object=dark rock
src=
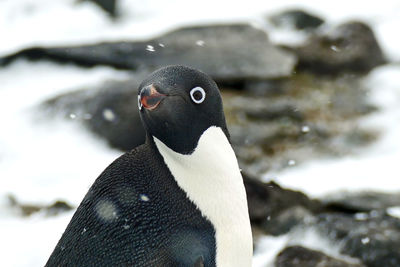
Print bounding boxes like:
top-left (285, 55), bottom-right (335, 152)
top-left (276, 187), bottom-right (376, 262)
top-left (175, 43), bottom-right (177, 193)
top-left (225, 73), bottom-right (377, 175)
top-left (275, 246), bottom-right (365, 267)
top-left (7, 194), bottom-right (41, 216)
top-left (263, 206), bottom-right (314, 236)
top-left (323, 191), bottom-right (400, 213)
top-left (1, 24), bottom-right (296, 82)
top-left (270, 9), bottom-right (325, 30)
top-left (316, 212), bottom-right (400, 267)
top-left (47, 201), bottom-right (75, 216)
top-left (79, 0), bottom-right (118, 17)
top-left (293, 21), bottom-right (386, 74)
top-left (243, 79), bottom-right (286, 96)
top-left (7, 194), bottom-right (74, 217)
top-left (243, 173), bottom-right (321, 235)
top-left (243, 103), bottom-right (304, 123)
top-left (42, 78), bottom-right (145, 151)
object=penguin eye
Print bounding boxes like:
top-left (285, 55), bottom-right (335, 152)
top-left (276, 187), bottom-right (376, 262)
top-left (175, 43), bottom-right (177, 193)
top-left (190, 87), bottom-right (206, 104)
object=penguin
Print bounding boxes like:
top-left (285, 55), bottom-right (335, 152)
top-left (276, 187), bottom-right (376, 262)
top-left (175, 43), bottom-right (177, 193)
top-left (45, 65), bottom-right (253, 267)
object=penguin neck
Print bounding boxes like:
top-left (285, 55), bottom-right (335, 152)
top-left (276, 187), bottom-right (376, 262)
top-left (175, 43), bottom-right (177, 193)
top-left (153, 126), bottom-right (253, 267)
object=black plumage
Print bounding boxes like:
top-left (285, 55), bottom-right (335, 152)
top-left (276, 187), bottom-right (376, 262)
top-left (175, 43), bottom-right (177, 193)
top-left (45, 139), bottom-right (215, 266)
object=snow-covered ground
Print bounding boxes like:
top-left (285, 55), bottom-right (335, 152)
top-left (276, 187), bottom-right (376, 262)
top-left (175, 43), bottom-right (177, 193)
top-left (0, 62), bottom-right (129, 204)
top-left (1, 0), bottom-right (400, 266)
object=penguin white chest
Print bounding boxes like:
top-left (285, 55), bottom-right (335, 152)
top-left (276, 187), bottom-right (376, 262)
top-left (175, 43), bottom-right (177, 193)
top-left (154, 126), bottom-right (253, 267)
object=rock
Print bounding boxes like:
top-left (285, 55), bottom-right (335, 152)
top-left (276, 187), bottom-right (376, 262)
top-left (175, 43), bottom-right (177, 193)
top-left (7, 194), bottom-right (41, 216)
top-left (243, 79), bottom-right (286, 96)
top-left (275, 246), bottom-right (365, 267)
top-left (79, 0), bottom-right (118, 17)
top-left (323, 191), bottom-right (400, 213)
top-left (1, 24), bottom-right (297, 82)
top-left (241, 102), bottom-right (304, 122)
top-left (263, 206), bottom-right (314, 236)
top-left (46, 201), bottom-right (75, 216)
top-left (243, 173), bottom-right (321, 235)
top-left (270, 9), bottom-right (325, 30)
top-left (7, 194), bottom-right (74, 217)
top-left (316, 212), bottom-right (400, 267)
top-left (42, 78), bottom-right (145, 151)
top-left (225, 73), bottom-right (377, 175)
top-left (293, 21), bottom-right (386, 74)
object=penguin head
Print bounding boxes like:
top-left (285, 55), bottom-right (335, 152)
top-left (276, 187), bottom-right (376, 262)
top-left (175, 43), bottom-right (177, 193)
top-left (138, 65), bottom-right (229, 155)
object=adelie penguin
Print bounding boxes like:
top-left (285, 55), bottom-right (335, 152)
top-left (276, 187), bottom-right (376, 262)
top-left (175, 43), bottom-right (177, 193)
top-left (45, 65), bottom-right (253, 267)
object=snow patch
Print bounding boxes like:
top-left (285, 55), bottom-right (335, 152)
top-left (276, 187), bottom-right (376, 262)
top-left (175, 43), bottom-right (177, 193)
top-left (0, 61), bottom-right (128, 204)
top-left (387, 207), bottom-right (400, 218)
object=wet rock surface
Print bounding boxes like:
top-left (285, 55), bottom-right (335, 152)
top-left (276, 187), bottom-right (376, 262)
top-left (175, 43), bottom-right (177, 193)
top-left (0, 24), bottom-right (296, 82)
top-left (243, 173), bottom-right (320, 235)
top-left (244, 171), bottom-right (400, 267)
top-left (225, 73), bottom-right (377, 175)
top-left (315, 212), bottom-right (400, 267)
top-left (291, 21), bottom-right (386, 74)
top-left (249, 182), bottom-right (400, 266)
top-left (275, 246), bottom-right (365, 267)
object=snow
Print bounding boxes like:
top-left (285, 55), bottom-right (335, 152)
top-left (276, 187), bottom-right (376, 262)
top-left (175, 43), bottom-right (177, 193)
top-left (1, 0), bottom-right (400, 266)
top-left (0, 61), bottom-right (129, 204)
top-left (387, 207), bottom-right (400, 219)
top-left (253, 234), bottom-right (290, 267)
top-left (0, 209), bottom-right (73, 267)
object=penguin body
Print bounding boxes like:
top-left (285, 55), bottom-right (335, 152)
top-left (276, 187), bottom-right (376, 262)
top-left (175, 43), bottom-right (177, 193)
top-left (46, 65), bottom-right (252, 266)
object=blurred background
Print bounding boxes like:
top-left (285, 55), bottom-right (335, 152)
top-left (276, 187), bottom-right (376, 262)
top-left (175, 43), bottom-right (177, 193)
top-left (1, 0), bottom-right (400, 266)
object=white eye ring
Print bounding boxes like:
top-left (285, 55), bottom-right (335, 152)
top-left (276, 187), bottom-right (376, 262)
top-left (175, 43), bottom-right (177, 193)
top-left (138, 95), bottom-right (142, 110)
top-left (190, 87), bottom-right (206, 104)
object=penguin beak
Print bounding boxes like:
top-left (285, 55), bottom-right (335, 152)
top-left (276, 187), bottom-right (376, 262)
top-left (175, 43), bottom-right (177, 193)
top-left (139, 84), bottom-right (167, 111)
